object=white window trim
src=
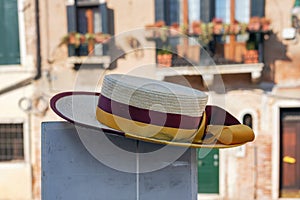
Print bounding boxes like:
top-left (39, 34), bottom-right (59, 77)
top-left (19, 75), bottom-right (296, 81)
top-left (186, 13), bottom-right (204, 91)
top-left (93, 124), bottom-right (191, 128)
top-left (66, 0), bottom-right (106, 6)
top-left (18, 0), bottom-right (26, 67)
top-left (0, 117), bottom-right (30, 168)
top-left (272, 100), bottom-right (300, 200)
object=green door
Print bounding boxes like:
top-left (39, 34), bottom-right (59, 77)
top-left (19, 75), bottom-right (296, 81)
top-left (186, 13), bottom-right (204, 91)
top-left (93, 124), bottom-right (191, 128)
top-left (0, 0), bottom-right (20, 65)
top-left (197, 149), bottom-right (219, 193)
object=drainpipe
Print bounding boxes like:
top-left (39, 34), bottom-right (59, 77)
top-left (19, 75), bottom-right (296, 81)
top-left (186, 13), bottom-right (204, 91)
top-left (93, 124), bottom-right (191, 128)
top-left (34, 0), bottom-right (41, 80)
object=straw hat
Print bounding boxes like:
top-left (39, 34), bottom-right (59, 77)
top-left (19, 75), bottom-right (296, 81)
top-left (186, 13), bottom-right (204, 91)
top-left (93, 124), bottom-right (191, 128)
top-left (50, 74), bottom-right (255, 148)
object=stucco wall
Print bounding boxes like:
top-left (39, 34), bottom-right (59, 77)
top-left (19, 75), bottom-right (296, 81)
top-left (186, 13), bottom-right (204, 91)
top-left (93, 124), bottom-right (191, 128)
top-left (0, 85), bottom-right (34, 200)
top-left (107, 0), bottom-right (156, 78)
top-left (0, 0), bottom-right (39, 199)
top-left (265, 0), bottom-right (300, 84)
top-left (0, 164), bottom-right (32, 199)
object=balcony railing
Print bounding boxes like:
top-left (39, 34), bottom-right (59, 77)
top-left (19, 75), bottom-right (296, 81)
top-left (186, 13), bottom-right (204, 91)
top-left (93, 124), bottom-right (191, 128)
top-left (145, 17), bottom-right (271, 67)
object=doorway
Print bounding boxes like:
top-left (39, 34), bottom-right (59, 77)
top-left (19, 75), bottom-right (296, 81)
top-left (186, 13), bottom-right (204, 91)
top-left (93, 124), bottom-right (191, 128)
top-left (280, 108), bottom-right (300, 198)
top-left (198, 148), bottom-right (219, 193)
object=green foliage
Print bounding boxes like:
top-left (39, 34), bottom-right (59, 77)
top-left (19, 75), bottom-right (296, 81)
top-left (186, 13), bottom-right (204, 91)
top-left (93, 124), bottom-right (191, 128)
top-left (157, 45), bottom-right (172, 55)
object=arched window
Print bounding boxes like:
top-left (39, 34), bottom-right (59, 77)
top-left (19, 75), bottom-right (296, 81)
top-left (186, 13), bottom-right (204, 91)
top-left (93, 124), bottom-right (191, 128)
top-left (243, 113), bottom-right (253, 128)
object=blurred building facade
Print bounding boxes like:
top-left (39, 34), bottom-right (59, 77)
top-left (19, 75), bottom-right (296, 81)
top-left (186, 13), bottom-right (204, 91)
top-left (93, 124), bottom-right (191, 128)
top-left (1, 0), bottom-right (300, 199)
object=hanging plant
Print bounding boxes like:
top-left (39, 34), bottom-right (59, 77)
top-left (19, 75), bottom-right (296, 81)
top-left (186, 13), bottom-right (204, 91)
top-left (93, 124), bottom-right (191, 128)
top-left (60, 32), bottom-right (111, 48)
top-left (85, 33), bottom-right (95, 45)
top-left (59, 32), bottom-right (82, 47)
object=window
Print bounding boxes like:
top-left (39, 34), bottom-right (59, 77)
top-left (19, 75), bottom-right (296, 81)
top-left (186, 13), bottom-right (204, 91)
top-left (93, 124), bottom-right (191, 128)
top-left (215, 0), bottom-right (231, 23)
top-left (155, 0), bottom-right (180, 25)
top-left (153, 0), bottom-right (266, 64)
top-left (155, 0), bottom-right (264, 32)
top-left (0, 123), bottom-right (24, 161)
top-left (215, 0), bottom-right (263, 23)
top-left (0, 0), bottom-right (20, 65)
top-left (243, 114), bottom-right (253, 128)
top-left (215, 0), bottom-right (251, 24)
top-left (66, 1), bottom-right (113, 57)
top-left (235, 0), bottom-right (250, 23)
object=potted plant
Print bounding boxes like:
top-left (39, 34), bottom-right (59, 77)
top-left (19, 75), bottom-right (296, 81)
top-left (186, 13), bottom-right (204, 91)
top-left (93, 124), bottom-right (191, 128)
top-left (248, 17), bottom-right (261, 31)
top-left (191, 21), bottom-right (202, 35)
top-left (169, 22), bottom-right (180, 36)
top-left (212, 18), bottom-right (224, 35)
top-left (261, 17), bottom-right (271, 32)
top-left (157, 46), bottom-right (173, 67)
top-left (59, 32), bottom-right (82, 48)
top-left (85, 33), bottom-right (95, 45)
top-left (200, 23), bottom-right (214, 46)
top-left (229, 20), bottom-right (240, 34)
top-left (240, 23), bottom-right (248, 35)
top-left (244, 41), bottom-right (259, 64)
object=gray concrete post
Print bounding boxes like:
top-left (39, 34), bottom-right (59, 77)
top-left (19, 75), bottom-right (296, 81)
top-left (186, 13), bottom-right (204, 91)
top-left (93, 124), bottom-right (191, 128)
top-left (42, 122), bottom-right (197, 200)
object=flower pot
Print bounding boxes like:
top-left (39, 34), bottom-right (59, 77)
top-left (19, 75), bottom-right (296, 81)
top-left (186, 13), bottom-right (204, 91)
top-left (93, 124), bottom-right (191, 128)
top-left (262, 24), bottom-right (270, 32)
top-left (68, 34), bottom-right (76, 45)
top-left (169, 23), bottom-right (180, 36)
top-left (248, 17), bottom-right (261, 31)
top-left (248, 23), bottom-right (261, 31)
top-left (191, 21), bottom-right (202, 35)
top-left (243, 50), bottom-right (259, 64)
top-left (157, 54), bottom-right (172, 67)
top-left (261, 18), bottom-right (271, 32)
top-left (213, 23), bottom-right (223, 35)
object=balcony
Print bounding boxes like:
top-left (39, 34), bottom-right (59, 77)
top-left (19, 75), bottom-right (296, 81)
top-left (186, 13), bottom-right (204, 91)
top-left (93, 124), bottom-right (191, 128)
top-left (156, 63), bottom-right (264, 86)
top-left (145, 17), bottom-right (271, 68)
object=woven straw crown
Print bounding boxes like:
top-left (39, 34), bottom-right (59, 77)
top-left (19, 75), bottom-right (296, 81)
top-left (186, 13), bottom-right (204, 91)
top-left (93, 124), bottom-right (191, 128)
top-left (101, 74), bottom-right (208, 117)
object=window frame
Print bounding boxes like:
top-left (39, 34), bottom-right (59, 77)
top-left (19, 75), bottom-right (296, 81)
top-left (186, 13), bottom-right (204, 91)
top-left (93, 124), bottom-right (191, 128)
top-left (66, 0), bottom-right (110, 57)
top-left (0, 118), bottom-right (29, 167)
top-left (239, 109), bottom-right (258, 135)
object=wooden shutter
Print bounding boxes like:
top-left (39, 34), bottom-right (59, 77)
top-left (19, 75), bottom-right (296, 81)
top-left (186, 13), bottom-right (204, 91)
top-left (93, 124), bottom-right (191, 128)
top-left (168, 0), bottom-right (179, 25)
top-left (67, 5), bottom-right (77, 32)
top-left (200, 0), bottom-right (215, 23)
top-left (155, 0), bottom-right (179, 25)
top-left (0, 0), bottom-right (20, 65)
top-left (251, 0), bottom-right (265, 17)
top-left (100, 3), bottom-right (108, 34)
top-left (66, 5), bottom-right (77, 56)
top-left (155, 0), bottom-right (165, 22)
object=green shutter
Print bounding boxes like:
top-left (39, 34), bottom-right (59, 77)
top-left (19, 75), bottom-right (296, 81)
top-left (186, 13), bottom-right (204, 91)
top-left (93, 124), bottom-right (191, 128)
top-left (295, 0), bottom-right (300, 7)
top-left (0, 0), bottom-right (20, 65)
top-left (198, 149), bottom-right (219, 193)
